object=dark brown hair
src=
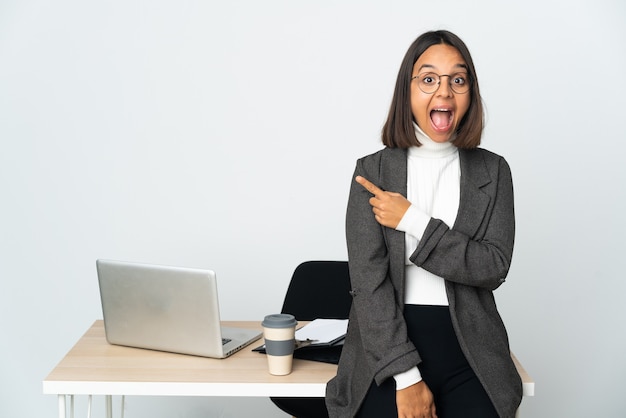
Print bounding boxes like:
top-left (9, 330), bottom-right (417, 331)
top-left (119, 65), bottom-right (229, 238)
top-left (382, 30), bottom-right (483, 149)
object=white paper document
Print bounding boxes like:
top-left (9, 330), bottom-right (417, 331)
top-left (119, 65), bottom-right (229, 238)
top-left (295, 318), bottom-right (348, 346)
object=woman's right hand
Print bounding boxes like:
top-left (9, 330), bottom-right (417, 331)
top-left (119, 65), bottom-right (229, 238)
top-left (355, 175), bottom-right (411, 229)
top-left (396, 381), bottom-right (438, 418)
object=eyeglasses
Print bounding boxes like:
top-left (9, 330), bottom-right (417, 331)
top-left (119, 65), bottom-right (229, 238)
top-left (411, 72), bottom-right (470, 94)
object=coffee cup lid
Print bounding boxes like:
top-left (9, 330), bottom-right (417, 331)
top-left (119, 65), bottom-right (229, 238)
top-left (262, 313), bottom-right (297, 328)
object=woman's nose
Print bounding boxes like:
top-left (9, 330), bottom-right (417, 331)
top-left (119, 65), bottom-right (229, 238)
top-left (435, 77), bottom-right (453, 97)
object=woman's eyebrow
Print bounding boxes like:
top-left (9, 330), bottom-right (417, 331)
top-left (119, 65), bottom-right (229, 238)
top-left (417, 64), bottom-right (436, 72)
top-left (417, 63), bottom-right (468, 73)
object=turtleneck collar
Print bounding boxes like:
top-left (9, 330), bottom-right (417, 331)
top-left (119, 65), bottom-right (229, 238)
top-left (408, 122), bottom-right (457, 159)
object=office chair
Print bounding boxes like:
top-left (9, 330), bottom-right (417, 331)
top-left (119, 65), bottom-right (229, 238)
top-left (270, 261), bottom-right (352, 418)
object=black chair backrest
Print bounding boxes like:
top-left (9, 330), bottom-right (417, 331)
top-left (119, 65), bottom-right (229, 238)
top-left (280, 261), bottom-right (352, 321)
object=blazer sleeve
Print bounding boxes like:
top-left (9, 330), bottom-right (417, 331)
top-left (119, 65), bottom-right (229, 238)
top-left (410, 152), bottom-right (515, 290)
top-left (346, 155), bottom-right (420, 384)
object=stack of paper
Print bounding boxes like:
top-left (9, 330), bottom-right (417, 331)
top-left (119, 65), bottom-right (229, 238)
top-left (295, 318), bottom-right (348, 347)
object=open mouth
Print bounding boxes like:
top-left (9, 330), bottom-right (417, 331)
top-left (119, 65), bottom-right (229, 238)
top-left (430, 108), bottom-right (454, 132)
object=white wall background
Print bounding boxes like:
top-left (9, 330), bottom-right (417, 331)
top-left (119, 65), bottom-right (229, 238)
top-left (1, 0), bottom-right (625, 417)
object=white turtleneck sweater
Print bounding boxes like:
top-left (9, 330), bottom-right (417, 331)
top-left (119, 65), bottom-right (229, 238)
top-left (393, 123), bottom-right (461, 390)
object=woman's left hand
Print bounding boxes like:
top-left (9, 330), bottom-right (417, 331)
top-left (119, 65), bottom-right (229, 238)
top-left (356, 175), bottom-right (411, 229)
top-left (396, 381), bottom-right (438, 418)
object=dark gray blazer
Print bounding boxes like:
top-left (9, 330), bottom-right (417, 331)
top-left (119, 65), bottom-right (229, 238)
top-left (325, 147), bottom-right (523, 418)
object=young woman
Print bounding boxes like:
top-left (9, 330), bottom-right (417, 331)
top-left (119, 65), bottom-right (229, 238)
top-left (325, 30), bottom-right (523, 418)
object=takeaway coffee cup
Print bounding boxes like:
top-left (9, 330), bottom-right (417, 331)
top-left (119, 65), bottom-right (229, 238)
top-left (262, 313), bottom-right (298, 375)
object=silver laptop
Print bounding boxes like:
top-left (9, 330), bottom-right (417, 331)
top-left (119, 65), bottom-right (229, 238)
top-left (96, 259), bottom-right (262, 358)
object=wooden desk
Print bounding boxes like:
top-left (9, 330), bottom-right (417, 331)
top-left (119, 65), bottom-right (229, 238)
top-left (44, 320), bottom-right (533, 418)
top-left (43, 320), bottom-right (337, 417)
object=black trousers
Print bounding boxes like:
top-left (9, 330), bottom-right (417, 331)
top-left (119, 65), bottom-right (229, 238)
top-left (356, 305), bottom-right (499, 418)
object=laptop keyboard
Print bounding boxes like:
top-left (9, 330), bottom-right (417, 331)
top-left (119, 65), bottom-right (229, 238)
top-left (222, 338), bottom-right (232, 345)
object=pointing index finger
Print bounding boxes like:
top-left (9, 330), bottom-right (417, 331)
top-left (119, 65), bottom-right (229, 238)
top-left (355, 175), bottom-right (383, 196)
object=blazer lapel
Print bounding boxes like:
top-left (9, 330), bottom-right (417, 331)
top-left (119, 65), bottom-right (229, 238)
top-left (380, 148), bottom-right (408, 295)
top-left (380, 147), bottom-right (408, 196)
top-left (455, 149), bottom-right (492, 238)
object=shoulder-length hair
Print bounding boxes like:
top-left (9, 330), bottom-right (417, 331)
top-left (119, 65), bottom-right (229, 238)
top-left (382, 30), bottom-right (483, 149)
